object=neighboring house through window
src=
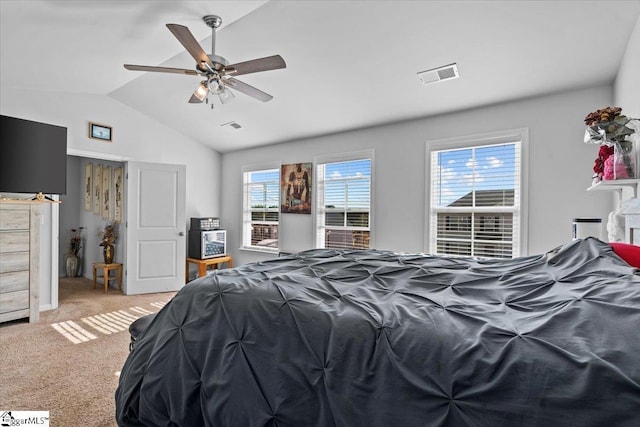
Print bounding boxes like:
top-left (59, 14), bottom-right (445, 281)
top-left (242, 167), bottom-right (280, 251)
top-left (426, 129), bottom-right (528, 258)
top-left (316, 151), bottom-right (373, 250)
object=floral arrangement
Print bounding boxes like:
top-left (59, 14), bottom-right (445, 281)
top-left (67, 227), bottom-right (84, 256)
top-left (584, 106), bottom-right (639, 182)
top-left (99, 221), bottom-right (118, 247)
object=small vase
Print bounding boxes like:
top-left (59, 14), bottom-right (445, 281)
top-left (103, 245), bottom-right (115, 264)
top-left (65, 254), bottom-right (79, 277)
top-left (76, 255), bottom-right (83, 276)
top-left (613, 140), bottom-right (637, 180)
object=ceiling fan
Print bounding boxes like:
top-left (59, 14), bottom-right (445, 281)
top-left (124, 15), bottom-right (286, 107)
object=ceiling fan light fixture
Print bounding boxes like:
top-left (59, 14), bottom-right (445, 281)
top-left (193, 82), bottom-right (208, 101)
top-left (218, 88), bottom-right (235, 104)
top-left (208, 76), bottom-right (224, 94)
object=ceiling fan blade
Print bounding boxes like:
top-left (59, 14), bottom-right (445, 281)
top-left (166, 23), bottom-right (213, 70)
top-left (225, 77), bottom-right (273, 102)
top-left (124, 64), bottom-right (198, 75)
top-left (224, 55), bottom-right (286, 77)
top-left (188, 93), bottom-right (204, 104)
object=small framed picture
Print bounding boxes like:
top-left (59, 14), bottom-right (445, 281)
top-left (89, 122), bottom-right (112, 142)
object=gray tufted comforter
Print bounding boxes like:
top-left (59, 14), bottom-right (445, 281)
top-left (115, 238), bottom-right (640, 426)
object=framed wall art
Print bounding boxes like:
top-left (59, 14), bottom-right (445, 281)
top-left (102, 166), bottom-right (111, 219)
top-left (84, 163), bottom-right (92, 211)
top-left (113, 166), bottom-right (123, 222)
top-left (89, 122), bottom-right (112, 142)
top-left (93, 164), bottom-right (102, 215)
top-left (281, 162), bottom-right (312, 214)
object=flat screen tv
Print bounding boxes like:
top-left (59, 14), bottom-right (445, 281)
top-left (0, 115), bottom-right (67, 196)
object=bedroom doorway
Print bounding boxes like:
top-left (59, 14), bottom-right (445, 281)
top-left (56, 153), bottom-right (186, 308)
top-left (59, 155), bottom-right (126, 296)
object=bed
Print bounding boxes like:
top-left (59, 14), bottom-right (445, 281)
top-left (115, 238), bottom-right (640, 426)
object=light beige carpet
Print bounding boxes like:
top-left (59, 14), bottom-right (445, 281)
top-left (0, 277), bottom-right (176, 426)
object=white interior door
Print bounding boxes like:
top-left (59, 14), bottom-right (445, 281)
top-left (125, 161), bottom-right (186, 295)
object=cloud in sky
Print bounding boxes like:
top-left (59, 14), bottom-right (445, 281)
top-left (433, 143), bottom-right (516, 206)
top-left (436, 155), bottom-right (498, 205)
top-left (486, 156), bottom-right (504, 168)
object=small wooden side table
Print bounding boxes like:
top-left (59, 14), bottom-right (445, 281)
top-left (92, 262), bottom-right (123, 293)
top-left (185, 256), bottom-right (233, 283)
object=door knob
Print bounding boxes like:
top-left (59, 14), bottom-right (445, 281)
top-left (179, 232), bottom-right (185, 236)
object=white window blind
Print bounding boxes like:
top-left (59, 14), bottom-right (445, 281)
top-left (429, 141), bottom-right (522, 258)
top-left (243, 169), bottom-right (279, 251)
top-left (316, 158), bottom-right (372, 249)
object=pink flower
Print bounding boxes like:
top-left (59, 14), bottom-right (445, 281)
top-left (603, 155), bottom-right (630, 180)
top-left (603, 156), bottom-right (614, 180)
top-left (594, 143), bottom-right (616, 177)
top-left (598, 144), bottom-right (614, 159)
top-left (593, 158), bottom-right (604, 175)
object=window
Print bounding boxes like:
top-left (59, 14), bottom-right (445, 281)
top-left (427, 129), bottom-right (527, 258)
top-left (316, 154), bottom-right (373, 249)
top-left (243, 168), bottom-right (279, 251)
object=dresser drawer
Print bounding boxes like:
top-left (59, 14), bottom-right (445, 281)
top-left (0, 209), bottom-right (30, 230)
top-left (0, 289), bottom-right (29, 314)
top-left (0, 202), bottom-right (38, 324)
top-left (0, 252), bottom-right (29, 273)
top-left (0, 270), bottom-right (29, 293)
top-left (0, 231), bottom-right (30, 253)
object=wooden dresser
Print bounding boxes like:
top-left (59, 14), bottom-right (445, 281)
top-left (0, 202), bottom-right (40, 323)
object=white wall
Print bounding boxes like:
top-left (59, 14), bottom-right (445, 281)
top-left (615, 15), bottom-right (640, 118)
top-left (1, 88), bottom-right (222, 310)
top-left (58, 156), bottom-right (83, 276)
top-left (222, 85), bottom-right (616, 266)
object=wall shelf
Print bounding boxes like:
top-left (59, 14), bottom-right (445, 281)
top-left (587, 179), bottom-right (639, 198)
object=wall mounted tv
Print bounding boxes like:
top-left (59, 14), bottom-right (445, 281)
top-left (0, 115), bottom-right (68, 196)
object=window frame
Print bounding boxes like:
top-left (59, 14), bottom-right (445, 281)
top-left (424, 128), bottom-right (529, 258)
top-left (241, 164), bottom-right (281, 253)
top-left (314, 150), bottom-right (375, 250)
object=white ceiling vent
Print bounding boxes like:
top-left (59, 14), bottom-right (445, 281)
top-left (417, 63), bottom-right (459, 85)
top-left (221, 121), bottom-right (242, 129)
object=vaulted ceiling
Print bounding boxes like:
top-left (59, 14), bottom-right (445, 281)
top-left (2, 1), bottom-right (639, 153)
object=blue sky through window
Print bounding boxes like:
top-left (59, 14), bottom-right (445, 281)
top-left (324, 159), bottom-right (371, 208)
top-left (249, 169), bottom-right (279, 209)
top-left (249, 161), bottom-right (373, 210)
top-left (435, 143), bottom-right (516, 207)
